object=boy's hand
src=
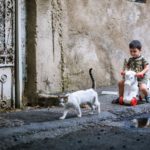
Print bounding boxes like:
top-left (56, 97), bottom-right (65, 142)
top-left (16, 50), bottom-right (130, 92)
top-left (120, 70), bottom-right (125, 76)
top-left (135, 72), bottom-right (144, 78)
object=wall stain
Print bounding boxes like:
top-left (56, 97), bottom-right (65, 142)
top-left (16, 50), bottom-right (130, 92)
top-left (25, 0), bottom-right (37, 104)
top-left (51, 0), bottom-right (65, 92)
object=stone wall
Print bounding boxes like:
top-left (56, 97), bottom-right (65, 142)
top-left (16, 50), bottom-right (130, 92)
top-left (36, 0), bottom-right (63, 93)
top-left (25, 0), bottom-right (150, 100)
top-left (64, 0), bottom-right (150, 90)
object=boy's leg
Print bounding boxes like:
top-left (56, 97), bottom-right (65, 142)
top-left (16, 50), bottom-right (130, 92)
top-left (139, 83), bottom-right (150, 102)
top-left (118, 80), bottom-right (124, 97)
top-left (112, 80), bottom-right (124, 103)
top-left (139, 83), bottom-right (148, 96)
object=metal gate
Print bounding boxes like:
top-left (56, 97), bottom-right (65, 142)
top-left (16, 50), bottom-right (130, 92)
top-left (0, 0), bottom-right (15, 108)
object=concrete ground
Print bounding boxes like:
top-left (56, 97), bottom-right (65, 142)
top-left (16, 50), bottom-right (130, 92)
top-left (1, 85), bottom-right (150, 150)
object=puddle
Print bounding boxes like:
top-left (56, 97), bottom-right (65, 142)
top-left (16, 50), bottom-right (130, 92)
top-left (131, 117), bottom-right (150, 128)
top-left (116, 114), bottom-right (150, 129)
top-left (122, 117), bottom-right (150, 129)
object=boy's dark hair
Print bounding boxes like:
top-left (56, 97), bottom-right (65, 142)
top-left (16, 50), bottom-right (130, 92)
top-left (129, 40), bottom-right (142, 50)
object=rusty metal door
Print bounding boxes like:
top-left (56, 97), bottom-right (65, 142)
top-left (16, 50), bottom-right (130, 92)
top-left (0, 0), bottom-right (15, 108)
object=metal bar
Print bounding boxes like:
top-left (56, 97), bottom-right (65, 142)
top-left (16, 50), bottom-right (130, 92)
top-left (15, 0), bottom-right (22, 108)
top-left (0, 64), bottom-right (14, 68)
top-left (1, 82), bottom-right (3, 100)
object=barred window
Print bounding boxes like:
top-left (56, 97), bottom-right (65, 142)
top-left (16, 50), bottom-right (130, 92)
top-left (128, 0), bottom-right (146, 3)
top-left (135, 0), bottom-right (146, 3)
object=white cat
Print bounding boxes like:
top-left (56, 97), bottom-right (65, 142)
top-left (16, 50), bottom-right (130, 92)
top-left (59, 68), bottom-right (100, 119)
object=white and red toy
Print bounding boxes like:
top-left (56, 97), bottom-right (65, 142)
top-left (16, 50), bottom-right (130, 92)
top-left (119, 70), bottom-right (149, 106)
top-left (101, 70), bottom-right (150, 106)
top-left (119, 70), bottom-right (139, 106)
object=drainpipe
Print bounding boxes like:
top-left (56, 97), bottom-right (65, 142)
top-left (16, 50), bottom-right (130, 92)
top-left (15, 0), bottom-right (23, 108)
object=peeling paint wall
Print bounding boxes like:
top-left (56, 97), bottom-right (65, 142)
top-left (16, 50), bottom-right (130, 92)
top-left (36, 0), bottom-right (64, 94)
top-left (64, 0), bottom-right (150, 90)
top-left (25, 0), bottom-right (150, 99)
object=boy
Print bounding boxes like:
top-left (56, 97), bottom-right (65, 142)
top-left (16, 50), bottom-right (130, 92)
top-left (112, 40), bottom-right (149, 104)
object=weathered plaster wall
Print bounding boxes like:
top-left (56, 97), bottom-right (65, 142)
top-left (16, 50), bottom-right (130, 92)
top-left (26, 0), bottom-right (150, 98)
top-left (64, 0), bottom-right (150, 90)
top-left (25, 0), bottom-right (66, 100)
top-left (36, 0), bottom-right (64, 94)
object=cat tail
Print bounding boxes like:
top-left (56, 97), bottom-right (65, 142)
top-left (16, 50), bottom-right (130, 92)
top-left (89, 68), bottom-right (96, 89)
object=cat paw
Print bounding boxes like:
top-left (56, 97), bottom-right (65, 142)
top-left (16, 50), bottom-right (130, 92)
top-left (98, 110), bottom-right (101, 114)
top-left (77, 114), bottom-right (82, 118)
top-left (59, 116), bottom-right (65, 120)
top-left (89, 112), bottom-right (94, 115)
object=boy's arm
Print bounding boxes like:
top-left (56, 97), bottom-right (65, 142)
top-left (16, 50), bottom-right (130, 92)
top-left (136, 64), bottom-right (149, 77)
top-left (141, 64), bottom-right (149, 74)
top-left (120, 58), bottom-right (130, 76)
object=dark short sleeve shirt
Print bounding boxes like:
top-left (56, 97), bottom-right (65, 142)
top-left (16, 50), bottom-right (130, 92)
top-left (127, 55), bottom-right (149, 83)
top-left (127, 55), bottom-right (149, 73)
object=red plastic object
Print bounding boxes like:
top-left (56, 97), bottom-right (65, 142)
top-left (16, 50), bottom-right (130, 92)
top-left (136, 74), bottom-right (144, 78)
top-left (119, 96), bottom-right (124, 105)
top-left (130, 97), bottom-right (137, 106)
top-left (120, 71), bottom-right (125, 76)
top-left (139, 95), bottom-right (142, 101)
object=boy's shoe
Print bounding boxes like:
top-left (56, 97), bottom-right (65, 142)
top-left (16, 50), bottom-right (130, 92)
top-left (137, 100), bottom-right (146, 104)
top-left (112, 97), bottom-right (119, 104)
top-left (145, 96), bottom-right (150, 103)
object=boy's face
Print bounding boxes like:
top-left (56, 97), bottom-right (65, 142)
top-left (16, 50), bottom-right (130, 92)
top-left (130, 48), bottom-right (141, 58)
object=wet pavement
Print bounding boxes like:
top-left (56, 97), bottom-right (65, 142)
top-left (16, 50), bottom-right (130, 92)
top-left (1, 85), bottom-right (150, 150)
